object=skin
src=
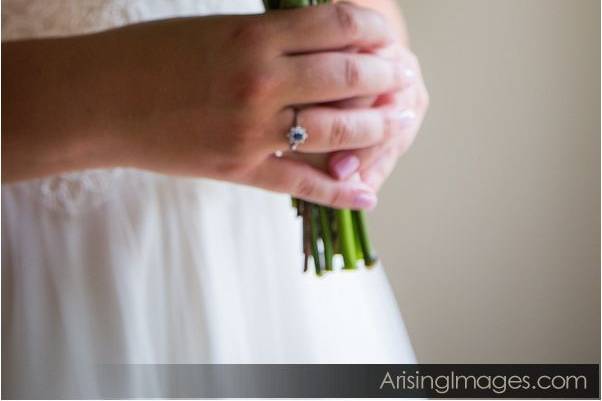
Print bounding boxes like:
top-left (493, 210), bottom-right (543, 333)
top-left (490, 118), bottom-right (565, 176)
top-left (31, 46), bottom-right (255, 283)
top-left (1, 1), bottom-right (428, 210)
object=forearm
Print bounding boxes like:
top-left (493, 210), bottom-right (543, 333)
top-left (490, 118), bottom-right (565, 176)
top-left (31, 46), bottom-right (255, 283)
top-left (1, 35), bottom-right (124, 182)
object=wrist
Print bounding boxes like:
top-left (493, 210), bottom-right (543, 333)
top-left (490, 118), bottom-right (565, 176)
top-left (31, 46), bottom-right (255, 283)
top-left (2, 35), bottom-right (128, 180)
top-left (64, 32), bottom-right (136, 171)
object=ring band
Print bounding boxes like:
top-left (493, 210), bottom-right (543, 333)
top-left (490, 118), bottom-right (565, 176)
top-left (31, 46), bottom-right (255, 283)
top-left (287, 109), bottom-right (308, 151)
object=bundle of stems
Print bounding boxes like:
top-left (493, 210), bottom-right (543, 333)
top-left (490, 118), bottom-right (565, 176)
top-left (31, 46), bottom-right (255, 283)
top-left (293, 199), bottom-right (378, 275)
top-left (264, 0), bottom-right (379, 275)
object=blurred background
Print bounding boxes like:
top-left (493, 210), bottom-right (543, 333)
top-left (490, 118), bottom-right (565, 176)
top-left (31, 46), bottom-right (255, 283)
top-left (373, 0), bottom-right (600, 363)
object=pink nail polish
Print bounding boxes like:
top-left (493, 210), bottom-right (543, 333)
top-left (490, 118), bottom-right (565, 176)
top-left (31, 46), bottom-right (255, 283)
top-left (333, 155), bottom-right (360, 180)
top-left (401, 67), bottom-right (417, 87)
top-left (398, 109), bottom-right (416, 128)
top-left (352, 191), bottom-right (377, 210)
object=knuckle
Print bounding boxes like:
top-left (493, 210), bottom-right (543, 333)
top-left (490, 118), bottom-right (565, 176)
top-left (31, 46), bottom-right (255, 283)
top-left (295, 175), bottom-right (319, 200)
top-left (231, 19), bottom-right (269, 48)
top-left (236, 69), bottom-right (277, 105)
top-left (328, 188), bottom-right (346, 208)
top-left (383, 114), bottom-right (395, 140)
top-left (407, 51), bottom-right (420, 66)
top-left (343, 57), bottom-right (362, 88)
top-left (369, 170), bottom-right (385, 190)
top-left (374, 13), bottom-right (388, 33)
top-left (400, 47), bottom-right (418, 65)
top-left (377, 152), bottom-right (394, 175)
top-left (330, 116), bottom-right (355, 148)
top-left (334, 2), bottom-right (360, 39)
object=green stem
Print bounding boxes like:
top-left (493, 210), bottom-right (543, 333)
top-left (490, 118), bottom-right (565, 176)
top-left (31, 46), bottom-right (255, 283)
top-left (275, 0), bottom-right (381, 275)
top-left (318, 206), bottom-right (334, 271)
top-left (352, 210), bottom-right (378, 267)
top-left (309, 205), bottom-right (323, 276)
top-left (336, 209), bottom-right (357, 270)
top-left (352, 214), bottom-right (364, 261)
top-left (301, 201), bottom-right (311, 272)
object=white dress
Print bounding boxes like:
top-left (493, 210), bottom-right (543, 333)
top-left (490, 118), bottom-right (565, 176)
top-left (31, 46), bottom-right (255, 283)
top-left (1, 0), bottom-right (415, 398)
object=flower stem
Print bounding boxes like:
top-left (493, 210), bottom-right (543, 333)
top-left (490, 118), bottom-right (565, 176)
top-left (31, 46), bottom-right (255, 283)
top-left (352, 214), bottom-right (364, 261)
top-left (301, 201), bottom-right (311, 272)
top-left (318, 206), bottom-right (334, 271)
top-left (352, 210), bottom-right (378, 267)
top-left (309, 204), bottom-right (323, 276)
top-left (336, 209), bottom-right (357, 269)
top-left (270, 0), bottom-right (382, 275)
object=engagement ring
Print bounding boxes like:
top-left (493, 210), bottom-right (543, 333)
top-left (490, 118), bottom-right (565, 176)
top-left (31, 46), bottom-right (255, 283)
top-left (287, 110), bottom-right (308, 151)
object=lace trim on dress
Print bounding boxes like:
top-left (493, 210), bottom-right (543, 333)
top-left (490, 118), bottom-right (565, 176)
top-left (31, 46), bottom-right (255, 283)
top-left (38, 169), bottom-right (123, 215)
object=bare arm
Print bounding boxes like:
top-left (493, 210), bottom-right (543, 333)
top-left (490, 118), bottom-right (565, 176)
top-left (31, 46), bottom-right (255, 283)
top-left (2, 35), bottom-right (124, 182)
top-left (2, 5), bottom-right (422, 210)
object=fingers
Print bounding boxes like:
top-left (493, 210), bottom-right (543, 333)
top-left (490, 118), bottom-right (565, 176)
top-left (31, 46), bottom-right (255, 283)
top-left (326, 108), bottom-right (417, 179)
top-left (360, 103), bottom-right (425, 190)
top-left (272, 106), bottom-right (400, 153)
top-left (326, 75), bottom-right (429, 182)
top-left (341, 109), bottom-right (416, 166)
top-left (356, 106), bottom-right (421, 190)
top-left (360, 145), bottom-right (399, 191)
top-left (282, 52), bottom-right (415, 104)
top-left (267, 2), bottom-right (394, 54)
top-left (249, 156), bottom-right (377, 210)
top-left (328, 95), bottom-right (378, 109)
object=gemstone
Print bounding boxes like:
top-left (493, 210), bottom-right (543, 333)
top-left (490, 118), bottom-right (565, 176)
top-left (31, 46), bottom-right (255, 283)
top-left (289, 126), bottom-right (307, 141)
top-left (288, 126), bottom-right (307, 150)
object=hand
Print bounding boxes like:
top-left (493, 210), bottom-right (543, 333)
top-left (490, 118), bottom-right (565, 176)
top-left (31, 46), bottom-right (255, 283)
top-left (96, 3), bottom-right (416, 209)
top-left (326, 44), bottom-right (429, 191)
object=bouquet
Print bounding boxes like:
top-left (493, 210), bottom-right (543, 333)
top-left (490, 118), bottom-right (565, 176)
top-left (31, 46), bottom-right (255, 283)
top-left (264, 0), bottom-right (379, 276)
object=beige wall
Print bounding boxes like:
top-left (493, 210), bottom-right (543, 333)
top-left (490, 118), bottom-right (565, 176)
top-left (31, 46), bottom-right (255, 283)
top-left (374, 0), bottom-right (600, 363)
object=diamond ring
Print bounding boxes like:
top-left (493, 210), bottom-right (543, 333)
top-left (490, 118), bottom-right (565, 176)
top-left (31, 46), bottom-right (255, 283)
top-left (287, 110), bottom-right (308, 151)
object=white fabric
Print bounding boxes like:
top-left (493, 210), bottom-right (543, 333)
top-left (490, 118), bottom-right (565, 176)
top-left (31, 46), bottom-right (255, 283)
top-left (1, 0), bottom-right (415, 398)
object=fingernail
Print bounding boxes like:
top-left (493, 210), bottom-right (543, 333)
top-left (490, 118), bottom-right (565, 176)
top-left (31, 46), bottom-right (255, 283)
top-left (398, 109), bottom-right (417, 128)
top-left (352, 190), bottom-right (378, 210)
top-left (332, 154), bottom-right (360, 180)
top-left (401, 67), bottom-right (416, 86)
